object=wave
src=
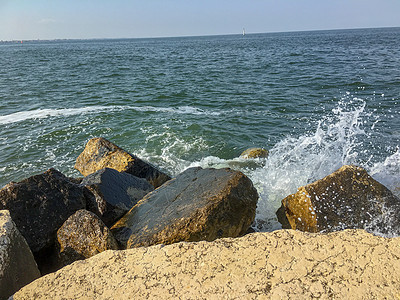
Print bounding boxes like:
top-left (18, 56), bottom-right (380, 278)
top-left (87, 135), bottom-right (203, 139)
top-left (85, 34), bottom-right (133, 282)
top-left (0, 104), bottom-right (277, 125)
top-left (135, 97), bottom-right (399, 236)
top-left (0, 106), bottom-right (114, 125)
top-left (0, 105), bottom-right (222, 125)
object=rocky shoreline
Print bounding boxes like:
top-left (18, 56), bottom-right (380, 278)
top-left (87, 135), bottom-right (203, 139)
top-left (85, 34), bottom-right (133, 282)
top-left (1, 137), bottom-right (399, 299)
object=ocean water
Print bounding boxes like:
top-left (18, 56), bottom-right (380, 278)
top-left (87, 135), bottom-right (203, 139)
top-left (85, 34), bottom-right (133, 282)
top-left (1, 27), bottom-right (399, 235)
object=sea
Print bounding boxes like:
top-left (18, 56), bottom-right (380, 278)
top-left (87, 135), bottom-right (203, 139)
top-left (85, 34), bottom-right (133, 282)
top-left (1, 27), bottom-right (399, 235)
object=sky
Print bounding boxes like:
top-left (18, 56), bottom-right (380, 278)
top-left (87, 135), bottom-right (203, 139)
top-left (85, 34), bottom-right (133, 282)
top-left (0, 0), bottom-right (399, 40)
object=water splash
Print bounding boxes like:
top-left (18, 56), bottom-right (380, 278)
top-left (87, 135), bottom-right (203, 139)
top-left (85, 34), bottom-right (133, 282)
top-left (140, 97), bottom-right (399, 235)
top-left (369, 148), bottom-right (400, 198)
top-left (250, 97), bottom-right (394, 232)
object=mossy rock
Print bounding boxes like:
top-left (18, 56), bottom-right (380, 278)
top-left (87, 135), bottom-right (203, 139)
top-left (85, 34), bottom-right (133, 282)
top-left (276, 165), bottom-right (400, 234)
top-left (75, 137), bottom-right (171, 188)
top-left (240, 148), bottom-right (269, 159)
top-left (111, 167), bottom-right (258, 249)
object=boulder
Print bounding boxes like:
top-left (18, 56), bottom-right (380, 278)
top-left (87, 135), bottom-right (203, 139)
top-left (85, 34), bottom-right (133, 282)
top-left (0, 169), bottom-right (86, 272)
top-left (111, 167), bottom-right (258, 248)
top-left (12, 229), bottom-right (400, 299)
top-left (74, 137), bottom-right (171, 188)
top-left (276, 165), bottom-right (400, 234)
top-left (56, 210), bottom-right (119, 267)
top-left (240, 147), bottom-right (269, 159)
top-left (0, 210), bottom-right (40, 299)
top-left (82, 168), bottom-right (153, 226)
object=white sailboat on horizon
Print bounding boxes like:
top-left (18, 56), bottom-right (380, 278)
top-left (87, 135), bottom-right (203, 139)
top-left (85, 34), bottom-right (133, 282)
top-left (242, 28), bottom-right (245, 36)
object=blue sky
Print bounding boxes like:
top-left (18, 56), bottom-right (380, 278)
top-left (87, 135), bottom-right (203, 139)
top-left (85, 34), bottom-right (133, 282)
top-left (1, 0), bottom-right (399, 40)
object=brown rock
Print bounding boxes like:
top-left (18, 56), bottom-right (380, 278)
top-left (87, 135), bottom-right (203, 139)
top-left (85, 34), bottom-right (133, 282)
top-left (74, 137), bottom-right (170, 188)
top-left (240, 147), bottom-right (269, 159)
top-left (276, 165), bottom-right (400, 234)
top-left (12, 229), bottom-right (400, 299)
top-left (57, 210), bottom-right (119, 267)
top-left (0, 210), bottom-right (40, 299)
top-left (81, 168), bottom-right (154, 226)
top-left (111, 167), bottom-right (258, 248)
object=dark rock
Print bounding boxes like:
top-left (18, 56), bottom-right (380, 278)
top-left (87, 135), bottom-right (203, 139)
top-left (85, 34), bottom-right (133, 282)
top-left (0, 168), bottom-right (86, 272)
top-left (111, 167), bottom-right (258, 248)
top-left (0, 210), bottom-right (40, 299)
top-left (74, 137), bottom-right (171, 188)
top-left (276, 165), bottom-right (400, 234)
top-left (57, 210), bottom-right (119, 267)
top-left (67, 177), bottom-right (83, 185)
top-left (81, 168), bottom-right (154, 226)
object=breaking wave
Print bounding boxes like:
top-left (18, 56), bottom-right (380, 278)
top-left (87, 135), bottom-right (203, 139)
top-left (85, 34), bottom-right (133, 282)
top-left (137, 97), bottom-right (400, 235)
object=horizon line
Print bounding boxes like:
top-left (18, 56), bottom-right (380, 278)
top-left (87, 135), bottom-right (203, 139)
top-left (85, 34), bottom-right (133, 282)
top-left (1, 25), bottom-right (399, 42)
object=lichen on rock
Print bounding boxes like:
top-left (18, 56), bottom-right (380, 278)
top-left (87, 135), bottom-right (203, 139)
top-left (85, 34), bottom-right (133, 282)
top-left (276, 165), bottom-right (400, 234)
top-left (111, 167), bottom-right (258, 248)
top-left (0, 168), bottom-right (86, 274)
top-left (74, 137), bottom-right (171, 188)
top-left (57, 209), bottom-right (119, 267)
top-left (240, 147), bottom-right (269, 159)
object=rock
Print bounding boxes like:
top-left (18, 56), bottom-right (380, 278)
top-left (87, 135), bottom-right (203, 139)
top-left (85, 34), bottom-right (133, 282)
top-left (0, 169), bottom-right (86, 273)
top-left (12, 229), bottom-right (400, 299)
top-left (276, 165), bottom-right (400, 234)
top-left (111, 167), bottom-right (258, 248)
top-left (240, 147), bottom-right (269, 159)
top-left (56, 210), bottom-right (119, 267)
top-left (67, 177), bottom-right (83, 185)
top-left (74, 137), bottom-right (171, 188)
top-left (81, 168), bottom-right (154, 226)
top-left (0, 210), bottom-right (40, 299)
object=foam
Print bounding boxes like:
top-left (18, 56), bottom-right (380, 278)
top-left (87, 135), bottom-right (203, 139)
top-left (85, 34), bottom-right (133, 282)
top-left (0, 105), bottom-right (222, 125)
top-left (137, 97), bottom-right (400, 235)
top-left (0, 106), bottom-right (114, 125)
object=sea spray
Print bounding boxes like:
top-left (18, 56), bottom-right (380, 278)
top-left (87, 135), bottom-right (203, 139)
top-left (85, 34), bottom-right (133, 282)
top-left (251, 98), bottom-right (399, 233)
top-left (1, 30), bottom-right (399, 237)
top-left (136, 98), bottom-right (400, 235)
top-left (369, 148), bottom-right (400, 198)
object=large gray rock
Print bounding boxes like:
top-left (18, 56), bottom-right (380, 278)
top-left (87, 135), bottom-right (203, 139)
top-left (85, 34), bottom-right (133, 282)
top-left (276, 165), bottom-right (400, 234)
top-left (82, 168), bottom-right (153, 226)
top-left (74, 137), bottom-right (171, 188)
top-left (111, 167), bottom-right (258, 248)
top-left (0, 210), bottom-right (40, 299)
top-left (56, 210), bottom-right (119, 267)
top-left (0, 169), bottom-right (86, 273)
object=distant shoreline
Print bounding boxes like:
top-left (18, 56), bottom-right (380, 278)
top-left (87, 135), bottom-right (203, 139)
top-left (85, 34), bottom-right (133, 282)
top-left (1, 26), bottom-right (399, 44)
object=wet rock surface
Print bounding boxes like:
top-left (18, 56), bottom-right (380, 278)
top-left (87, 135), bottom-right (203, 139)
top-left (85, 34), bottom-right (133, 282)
top-left (0, 169), bottom-right (86, 256)
top-left (12, 229), bottom-right (400, 299)
top-left (0, 210), bottom-right (40, 300)
top-left (81, 168), bottom-right (153, 226)
top-left (240, 147), bottom-right (269, 159)
top-left (276, 165), bottom-right (400, 234)
top-left (74, 137), bottom-right (171, 188)
top-left (57, 209), bottom-right (119, 267)
top-left (111, 167), bottom-right (258, 248)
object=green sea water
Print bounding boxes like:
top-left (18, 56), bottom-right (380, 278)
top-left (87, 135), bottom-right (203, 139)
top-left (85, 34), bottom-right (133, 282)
top-left (1, 27), bottom-right (399, 233)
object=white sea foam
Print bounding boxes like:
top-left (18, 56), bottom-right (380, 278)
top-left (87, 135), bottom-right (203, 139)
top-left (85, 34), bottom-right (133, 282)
top-left (250, 98), bottom-right (399, 233)
top-left (369, 148), bottom-right (400, 198)
top-left (0, 106), bottom-right (114, 125)
top-left (139, 97), bottom-right (400, 235)
top-left (0, 105), bottom-right (221, 125)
